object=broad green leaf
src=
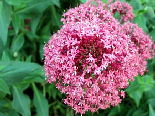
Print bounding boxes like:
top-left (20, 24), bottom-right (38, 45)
top-left (11, 33), bottom-right (25, 53)
top-left (148, 18), bottom-right (155, 27)
top-left (17, 82), bottom-right (30, 91)
top-left (141, 0), bottom-right (148, 4)
top-left (0, 112), bottom-right (7, 116)
top-left (17, 0), bottom-right (53, 19)
top-left (149, 104), bottom-right (155, 116)
top-left (148, 98), bottom-right (155, 108)
top-left (0, 91), bottom-right (6, 99)
top-left (41, 21), bottom-right (51, 36)
top-left (126, 78), bottom-right (143, 107)
top-left (144, 7), bottom-right (155, 19)
top-left (51, 0), bottom-right (60, 8)
top-left (31, 14), bottom-right (42, 34)
top-left (25, 31), bottom-right (39, 41)
top-left (126, 109), bottom-right (134, 116)
top-left (0, 2), bottom-right (2, 15)
top-left (145, 85), bottom-right (155, 99)
top-left (5, 0), bottom-right (32, 5)
top-left (0, 66), bottom-right (5, 70)
top-left (0, 78), bottom-right (10, 94)
top-left (102, 0), bottom-right (108, 4)
top-left (133, 14), bottom-right (148, 32)
top-left (51, 5), bottom-right (61, 28)
top-left (0, 38), bottom-right (4, 58)
top-left (0, 1), bottom-right (12, 45)
top-left (149, 29), bottom-right (155, 41)
top-left (12, 13), bottom-right (21, 34)
top-left (23, 67), bottom-right (46, 82)
top-left (138, 7), bottom-right (148, 14)
top-left (0, 99), bottom-right (8, 107)
top-left (8, 30), bottom-right (16, 36)
top-left (6, 109), bottom-right (20, 116)
top-left (12, 86), bottom-right (31, 116)
top-left (32, 83), bottom-right (49, 116)
top-left (138, 75), bottom-right (155, 91)
top-left (25, 55), bottom-right (32, 62)
top-left (0, 61), bottom-right (40, 85)
top-left (46, 83), bottom-right (57, 99)
top-left (1, 51), bottom-right (10, 62)
top-left (128, 90), bottom-right (143, 107)
top-left (80, 0), bottom-right (86, 3)
top-left (120, 0), bottom-right (126, 2)
top-left (132, 107), bottom-right (145, 116)
top-left (108, 105), bottom-right (121, 116)
top-left (39, 43), bottom-right (44, 60)
top-left (0, 108), bottom-right (20, 116)
top-left (129, 0), bottom-right (142, 10)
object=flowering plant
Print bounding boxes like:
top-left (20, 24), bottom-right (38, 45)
top-left (44, 0), bottom-right (155, 114)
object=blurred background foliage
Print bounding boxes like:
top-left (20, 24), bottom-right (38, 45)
top-left (0, 0), bottom-right (155, 116)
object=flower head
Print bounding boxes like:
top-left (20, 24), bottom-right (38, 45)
top-left (44, 0), bottom-right (155, 114)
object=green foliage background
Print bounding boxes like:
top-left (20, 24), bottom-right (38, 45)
top-left (0, 0), bottom-right (155, 116)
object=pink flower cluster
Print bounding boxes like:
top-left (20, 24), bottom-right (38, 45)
top-left (44, 0), bottom-right (155, 114)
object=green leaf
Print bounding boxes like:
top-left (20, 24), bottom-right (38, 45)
top-left (149, 104), bottom-right (155, 116)
top-left (132, 107), bottom-right (145, 116)
top-left (144, 7), bottom-right (155, 19)
top-left (41, 21), bottom-right (51, 36)
top-left (0, 1), bottom-right (2, 14)
top-left (6, 109), bottom-right (20, 116)
top-left (5, 0), bottom-right (32, 5)
top-left (141, 0), bottom-right (148, 4)
top-left (126, 77), bottom-right (143, 107)
top-left (0, 38), bottom-right (4, 58)
top-left (149, 18), bottom-right (155, 27)
top-left (51, 0), bottom-right (60, 8)
top-left (149, 29), bottom-right (155, 41)
top-left (32, 83), bottom-right (49, 116)
top-left (0, 112), bottom-right (7, 116)
top-left (12, 13), bottom-right (21, 34)
top-left (133, 14), bottom-right (148, 32)
top-left (80, 0), bottom-right (86, 3)
top-left (0, 91), bottom-right (6, 99)
top-left (129, 0), bottom-right (142, 10)
top-left (0, 61), bottom-right (40, 85)
top-left (25, 31), bottom-right (39, 41)
top-left (30, 14), bottom-right (42, 34)
top-left (12, 86), bottom-right (31, 116)
top-left (126, 109), bottom-right (134, 116)
top-left (138, 75), bottom-right (155, 91)
top-left (108, 105), bottom-right (121, 116)
top-left (46, 83), bottom-right (57, 99)
top-left (17, 82), bottom-right (30, 91)
top-left (25, 55), bottom-right (32, 62)
top-left (0, 99), bottom-right (8, 107)
top-left (0, 108), bottom-right (20, 116)
top-left (39, 43), bottom-right (44, 60)
top-left (0, 1), bottom-right (12, 45)
top-left (102, 0), bottom-right (108, 4)
top-left (120, 0), bottom-right (126, 2)
top-left (1, 51), bottom-right (10, 62)
top-left (129, 90), bottom-right (143, 107)
top-left (11, 33), bottom-right (25, 53)
top-left (51, 5), bottom-right (61, 28)
top-left (145, 85), bottom-right (155, 99)
top-left (148, 98), bottom-right (155, 108)
top-left (17, 0), bottom-right (53, 19)
top-left (0, 78), bottom-right (10, 94)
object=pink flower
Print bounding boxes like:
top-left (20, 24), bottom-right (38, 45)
top-left (44, 0), bottom-right (155, 114)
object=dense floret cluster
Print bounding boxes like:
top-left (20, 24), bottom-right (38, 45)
top-left (44, 0), bottom-right (155, 114)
